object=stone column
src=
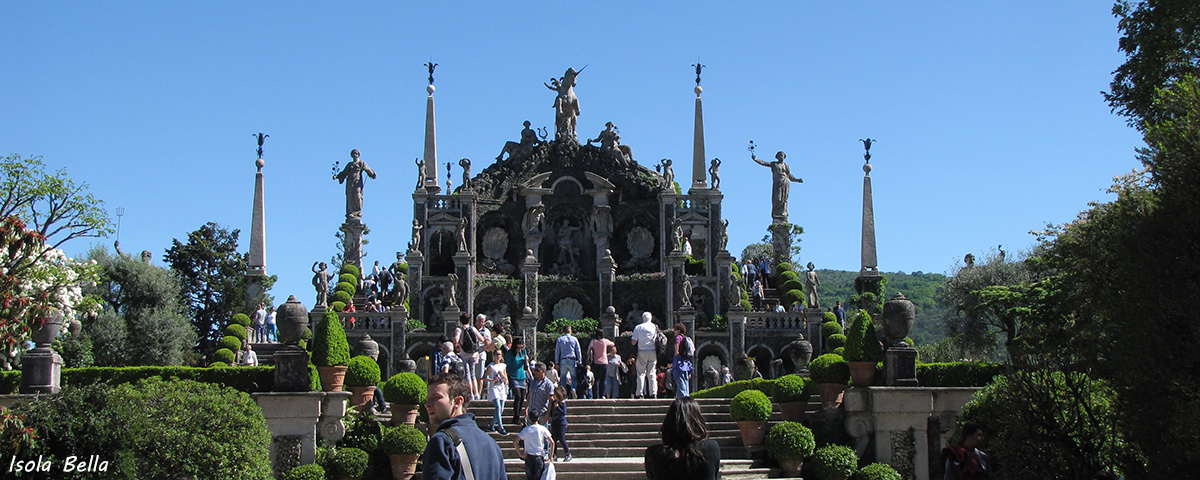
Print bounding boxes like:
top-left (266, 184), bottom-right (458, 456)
top-left (728, 309), bottom-right (746, 364)
top-left (715, 251), bottom-right (735, 314)
top-left (600, 306), bottom-right (619, 341)
top-left (804, 308), bottom-right (826, 355)
top-left (454, 253), bottom-right (474, 318)
top-left (422, 84), bottom-right (441, 193)
top-left (598, 249), bottom-right (615, 311)
top-left (691, 85), bottom-right (707, 189)
top-left (521, 250), bottom-right (540, 318)
top-left (245, 156), bottom-right (267, 312)
top-left (666, 252), bottom-right (687, 313)
top-left (341, 219), bottom-right (365, 275)
top-left (769, 222), bottom-right (791, 269)
top-left (389, 305), bottom-right (409, 379)
top-left (406, 250), bottom-right (425, 323)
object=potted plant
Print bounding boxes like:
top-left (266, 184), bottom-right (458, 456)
top-left (844, 310), bottom-right (884, 386)
top-left (856, 463), bottom-right (902, 480)
top-left (280, 463), bottom-right (325, 480)
top-left (773, 375), bottom-right (814, 422)
top-left (810, 353), bottom-right (850, 409)
top-left (765, 421), bottom-right (815, 477)
top-left (312, 311), bottom-right (351, 391)
top-left (381, 424), bottom-right (426, 480)
top-left (327, 447), bottom-right (369, 480)
top-left (381, 372), bottom-right (426, 426)
top-left (730, 389), bottom-right (772, 446)
top-left (345, 356), bottom-right (382, 410)
top-left (812, 444), bottom-right (858, 480)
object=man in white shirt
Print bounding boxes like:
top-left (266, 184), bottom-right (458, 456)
top-left (242, 344), bottom-right (258, 366)
top-left (631, 312), bottom-right (659, 398)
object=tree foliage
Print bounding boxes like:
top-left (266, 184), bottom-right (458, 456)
top-left (164, 222), bottom-right (251, 355)
top-left (0, 154), bottom-right (112, 255)
top-left (933, 249), bottom-right (1033, 361)
top-left (1106, 0), bottom-right (1200, 128)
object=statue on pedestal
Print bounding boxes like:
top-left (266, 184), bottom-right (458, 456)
top-left (591, 205), bottom-right (613, 237)
top-left (545, 67), bottom-right (582, 142)
top-left (455, 217), bottom-right (470, 254)
top-left (523, 205), bottom-right (545, 235)
top-left (458, 158), bottom-right (471, 190)
top-left (682, 275), bottom-right (693, 307)
top-left (659, 159), bottom-right (675, 190)
top-left (750, 144), bottom-right (803, 221)
top-left (334, 149), bottom-right (377, 220)
top-left (804, 262), bottom-right (821, 309)
top-left (312, 262), bottom-right (332, 307)
top-left (709, 158), bottom-right (721, 189)
top-left (497, 121), bottom-right (542, 162)
top-left (409, 219), bottom-right (422, 252)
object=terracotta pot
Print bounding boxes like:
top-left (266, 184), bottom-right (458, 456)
top-left (317, 365), bottom-right (349, 392)
top-left (778, 401), bottom-right (807, 422)
top-left (348, 386), bottom-right (375, 410)
top-left (31, 311), bottom-right (64, 348)
top-left (849, 362), bottom-right (877, 387)
top-left (736, 420), bottom-right (768, 446)
top-left (818, 383), bottom-right (847, 409)
top-left (778, 457), bottom-right (804, 477)
top-left (388, 453), bottom-right (420, 480)
top-left (390, 403), bottom-right (420, 426)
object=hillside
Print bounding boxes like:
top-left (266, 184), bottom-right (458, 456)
top-left (811, 269), bottom-right (949, 346)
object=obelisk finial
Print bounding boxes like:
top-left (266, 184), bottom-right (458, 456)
top-left (690, 62), bottom-right (708, 189)
top-left (421, 61), bottom-right (439, 192)
top-left (424, 61), bottom-right (437, 85)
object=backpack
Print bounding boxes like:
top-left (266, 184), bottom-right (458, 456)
top-left (680, 336), bottom-right (695, 361)
top-left (655, 329), bottom-right (669, 355)
top-left (461, 326), bottom-right (480, 354)
top-left (446, 354), bottom-right (467, 378)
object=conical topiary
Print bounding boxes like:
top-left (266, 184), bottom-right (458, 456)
top-left (844, 310), bottom-right (884, 363)
top-left (312, 311), bottom-right (351, 367)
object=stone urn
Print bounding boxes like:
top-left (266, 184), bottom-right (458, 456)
top-left (396, 359), bottom-right (417, 374)
top-left (733, 357), bottom-right (756, 381)
top-left (882, 292), bottom-right (916, 347)
top-left (785, 335), bottom-right (812, 376)
top-left (357, 334), bottom-right (379, 360)
top-left (276, 295), bottom-right (309, 345)
top-left (31, 310), bottom-right (64, 348)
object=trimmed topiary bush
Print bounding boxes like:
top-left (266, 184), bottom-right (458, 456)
top-left (231, 313), bottom-right (252, 327)
top-left (854, 463), bottom-right (901, 480)
top-left (312, 311), bottom-right (351, 367)
top-left (773, 374), bottom-right (811, 404)
top-left (824, 311), bottom-right (837, 323)
top-left (212, 348), bottom-right (236, 365)
top-left (822, 321), bottom-right (843, 339)
top-left (781, 289), bottom-right (805, 309)
top-left (330, 301), bottom-right (347, 313)
top-left (693, 377), bottom-right (779, 399)
top-left (332, 290), bottom-right (353, 305)
top-left (340, 264), bottom-right (360, 278)
top-left (208, 361), bottom-right (229, 367)
top-left (812, 444), bottom-right (858, 480)
top-left (335, 281), bottom-right (356, 295)
top-left (730, 389), bottom-right (772, 422)
top-left (810, 353), bottom-right (850, 385)
top-left (844, 309), bottom-right (885, 363)
top-left (281, 463), bottom-right (325, 480)
top-left (218, 335), bottom-right (242, 353)
top-left (327, 447), bottom-right (369, 479)
top-left (338, 273), bottom-right (357, 286)
top-left (834, 347), bottom-right (845, 356)
top-left (827, 334), bottom-right (847, 351)
top-left (382, 372), bottom-right (427, 405)
top-left (780, 279), bottom-right (803, 293)
top-left (766, 421), bottom-right (816, 460)
top-left (779, 270), bottom-right (799, 284)
top-left (381, 424), bottom-right (427, 455)
top-left (346, 355), bottom-right (382, 387)
top-left (224, 323), bottom-right (247, 341)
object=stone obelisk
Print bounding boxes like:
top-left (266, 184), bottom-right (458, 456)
top-left (246, 134), bottom-right (268, 312)
top-left (860, 144), bottom-right (878, 275)
top-left (422, 62), bottom-right (440, 193)
top-left (691, 83), bottom-right (707, 189)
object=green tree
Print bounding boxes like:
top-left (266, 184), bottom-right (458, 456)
top-left (164, 222), bottom-right (252, 355)
top-left (0, 154), bottom-right (113, 255)
top-left (933, 249), bottom-right (1033, 361)
top-left (1106, 0), bottom-right (1200, 128)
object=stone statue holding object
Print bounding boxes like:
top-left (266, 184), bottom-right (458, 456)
top-left (312, 261), bottom-right (332, 307)
top-left (335, 149), bottom-right (377, 220)
top-left (455, 217), bottom-right (470, 254)
top-left (750, 143), bottom-right (803, 222)
top-left (587, 122), bottom-right (633, 166)
top-left (709, 158), bottom-right (721, 189)
top-left (659, 159), bottom-right (675, 190)
top-left (803, 262), bottom-right (820, 309)
top-left (497, 121), bottom-right (542, 161)
top-left (545, 67), bottom-right (583, 142)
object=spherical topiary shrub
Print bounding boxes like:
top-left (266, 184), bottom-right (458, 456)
top-left (854, 463), bottom-right (901, 480)
top-left (779, 270), bottom-right (799, 284)
top-left (765, 421), bottom-right (815, 460)
top-left (340, 264), bottom-right (360, 278)
top-left (335, 281), bottom-right (356, 296)
top-left (382, 372), bottom-right (427, 405)
top-left (822, 321), bottom-right (842, 339)
top-left (780, 279), bottom-right (803, 294)
top-left (312, 311), bottom-right (351, 367)
top-left (730, 389), bottom-right (772, 422)
top-left (231, 313), bottom-right (252, 327)
top-left (781, 290), bottom-right (805, 309)
top-left (810, 353), bottom-right (850, 384)
top-left (224, 323), bottom-right (247, 341)
top-left (217, 335), bottom-right (242, 353)
top-left (346, 355), bottom-right (382, 387)
top-left (774, 374), bottom-right (810, 404)
top-left (382, 424), bottom-right (428, 455)
top-left (775, 262), bottom-right (793, 274)
top-left (330, 301), bottom-right (347, 313)
top-left (328, 447), bottom-right (369, 479)
top-left (812, 444), bottom-right (858, 480)
top-left (281, 463), bottom-right (325, 480)
top-left (338, 273), bottom-right (357, 286)
top-left (827, 334), bottom-right (847, 351)
top-left (834, 347), bottom-right (845, 356)
top-left (208, 361), bottom-right (229, 367)
top-left (213, 348), bottom-right (236, 365)
top-left (824, 311), bottom-right (837, 323)
top-left (332, 290), bottom-right (353, 305)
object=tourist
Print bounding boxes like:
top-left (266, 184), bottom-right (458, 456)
top-left (546, 362), bottom-right (560, 387)
top-left (371, 260), bottom-right (383, 281)
top-left (264, 306), bottom-right (277, 342)
top-left (720, 366), bottom-right (733, 385)
top-left (514, 410), bottom-right (555, 480)
top-left (527, 362), bottom-right (554, 424)
top-left (631, 312), bottom-right (659, 398)
top-left (745, 260), bottom-right (757, 289)
top-left (555, 325), bottom-right (582, 398)
top-left (437, 341), bottom-right (467, 380)
top-left (506, 337), bottom-right (531, 427)
top-left (604, 344), bottom-right (625, 399)
top-left (587, 329), bottom-right (613, 399)
top-left (644, 397), bottom-right (721, 480)
top-left (251, 303), bottom-right (266, 343)
top-left (548, 385), bottom-right (572, 462)
top-left (672, 323), bottom-right (694, 398)
top-left (833, 301), bottom-right (846, 329)
top-left (454, 314), bottom-right (485, 401)
top-left (423, 373), bottom-right (507, 480)
top-left (657, 366), bottom-right (669, 398)
top-left (773, 301), bottom-right (786, 313)
top-left (483, 350), bottom-right (509, 434)
top-left (580, 365), bottom-right (594, 399)
top-left (473, 314), bottom-right (490, 398)
top-left (241, 344), bottom-right (258, 367)
top-left (751, 280), bottom-right (764, 311)
top-left (429, 335), bottom-right (449, 379)
top-left (758, 257), bottom-right (772, 289)
top-left (790, 301), bottom-right (803, 313)
top-left (942, 423), bottom-right (991, 479)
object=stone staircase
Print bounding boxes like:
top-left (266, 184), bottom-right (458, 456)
top-left (248, 342), bottom-right (286, 366)
top-left (459, 397), bottom-right (785, 480)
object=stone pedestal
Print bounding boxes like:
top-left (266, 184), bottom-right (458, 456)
top-left (442, 305), bottom-right (461, 338)
top-left (19, 349), bottom-right (61, 394)
top-left (341, 219), bottom-right (365, 274)
top-left (252, 392), bottom-right (349, 476)
top-left (523, 323), bottom-right (538, 362)
top-left (600, 306), bottom-right (619, 341)
top-left (598, 251), bottom-right (615, 311)
top-left (768, 222), bottom-right (791, 267)
top-left (389, 305), bottom-right (409, 378)
top-left (843, 387), bottom-right (980, 480)
top-left (406, 250), bottom-right (425, 319)
top-left (804, 308), bottom-right (826, 354)
top-left (885, 346), bottom-right (919, 386)
top-left (715, 251), bottom-right (735, 313)
top-left (275, 347), bottom-right (312, 392)
top-left (728, 310), bottom-right (746, 361)
top-left (666, 252), bottom-right (687, 312)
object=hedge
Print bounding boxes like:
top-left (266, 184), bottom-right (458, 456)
top-left (693, 378), bottom-right (778, 399)
top-left (58, 366), bottom-right (275, 393)
top-left (917, 362), bottom-right (1006, 387)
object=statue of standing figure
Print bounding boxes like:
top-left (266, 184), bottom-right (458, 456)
top-left (458, 158), bottom-right (471, 190)
top-left (751, 148), bottom-right (803, 222)
top-left (804, 262), bottom-right (820, 309)
top-left (409, 219), bottom-right (422, 252)
top-left (709, 158), bottom-right (721, 189)
top-left (591, 205), bottom-right (613, 237)
top-left (335, 149), bottom-right (377, 220)
top-left (524, 204), bottom-right (545, 236)
top-left (682, 275), bottom-right (693, 307)
top-left (312, 262), bottom-right (332, 307)
top-left (455, 217), bottom-right (470, 254)
top-left (545, 67), bottom-right (582, 142)
top-left (659, 159), bottom-right (675, 190)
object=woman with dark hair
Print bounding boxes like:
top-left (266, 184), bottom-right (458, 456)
top-left (644, 397), bottom-right (720, 480)
top-left (587, 329), bottom-right (613, 398)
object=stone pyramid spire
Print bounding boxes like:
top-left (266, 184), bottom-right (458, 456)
top-left (691, 62), bottom-right (707, 189)
top-left (422, 62), bottom-right (440, 193)
top-left (860, 139), bottom-right (879, 275)
top-left (248, 133), bottom-right (267, 275)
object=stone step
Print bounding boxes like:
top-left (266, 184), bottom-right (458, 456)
top-left (498, 457), bottom-right (774, 480)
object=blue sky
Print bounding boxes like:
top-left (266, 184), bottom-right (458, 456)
top-left (1, 2), bottom-right (1142, 304)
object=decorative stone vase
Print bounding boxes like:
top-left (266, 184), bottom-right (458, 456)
top-left (785, 335), bottom-right (812, 376)
top-left (388, 453), bottom-right (420, 480)
top-left (778, 402), bottom-right (807, 422)
top-left (849, 362), bottom-right (877, 387)
top-left (396, 359), bottom-right (417, 374)
top-left (348, 386), bottom-right (375, 410)
top-left (882, 292), bottom-right (916, 347)
top-left (390, 403), bottom-right (420, 426)
top-left (318, 365), bottom-right (349, 392)
top-left (733, 357), bottom-right (756, 381)
top-left (276, 295), bottom-right (309, 345)
top-left (818, 383), bottom-right (847, 409)
top-left (778, 457), bottom-right (804, 477)
top-left (357, 334), bottom-right (379, 360)
top-left (31, 310), bottom-right (64, 348)
top-left (736, 420), bottom-right (768, 446)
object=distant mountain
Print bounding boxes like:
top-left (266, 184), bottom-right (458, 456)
top-left (811, 269), bottom-right (949, 346)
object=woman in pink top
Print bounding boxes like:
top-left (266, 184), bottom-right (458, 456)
top-left (587, 329), bottom-right (614, 398)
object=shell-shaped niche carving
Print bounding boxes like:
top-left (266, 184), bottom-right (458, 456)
top-left (552, 297), bottom-right (585, 321)
top-left (482, 227), bottom-right (508, 261)
top-left (627, 227), bottom-right (654, 260)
